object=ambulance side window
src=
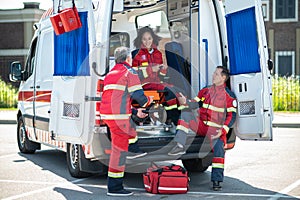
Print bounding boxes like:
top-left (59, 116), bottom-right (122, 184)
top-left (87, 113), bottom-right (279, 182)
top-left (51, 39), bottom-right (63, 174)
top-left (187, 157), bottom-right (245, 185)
top-left (24, 38), bottom-right (38, 80)
top-left (109, 32), bottom-right (130, 57)
top-left (136, 11), bottom-right (170, 38)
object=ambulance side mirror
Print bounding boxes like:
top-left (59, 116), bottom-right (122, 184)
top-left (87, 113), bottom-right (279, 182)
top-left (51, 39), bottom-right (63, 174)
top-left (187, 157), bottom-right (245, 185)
top-left (10, 61), bottom-right (22, 82)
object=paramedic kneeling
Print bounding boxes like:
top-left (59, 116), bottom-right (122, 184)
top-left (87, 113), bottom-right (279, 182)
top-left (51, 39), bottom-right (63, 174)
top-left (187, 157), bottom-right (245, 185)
top-left (100, 47), bottom-right (153, 196)
top-left (168, 66), bottom-right (237, 191)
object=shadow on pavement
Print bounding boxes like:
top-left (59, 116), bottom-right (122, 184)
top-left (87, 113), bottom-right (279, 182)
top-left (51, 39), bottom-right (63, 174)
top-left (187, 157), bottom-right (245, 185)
top-left (19, 149), bottom-right (298, 199)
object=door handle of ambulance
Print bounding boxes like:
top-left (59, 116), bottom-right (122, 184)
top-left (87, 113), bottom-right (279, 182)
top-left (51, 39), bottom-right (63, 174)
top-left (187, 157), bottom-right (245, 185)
top-left (30, 85), bottom-right (40, 89)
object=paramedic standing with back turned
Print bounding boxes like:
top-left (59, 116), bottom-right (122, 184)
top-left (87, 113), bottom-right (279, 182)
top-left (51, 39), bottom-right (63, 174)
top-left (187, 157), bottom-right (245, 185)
top-left (100, 47), bottom-right (153, 196)
top-left (168, 66), bottom-right (237, 191)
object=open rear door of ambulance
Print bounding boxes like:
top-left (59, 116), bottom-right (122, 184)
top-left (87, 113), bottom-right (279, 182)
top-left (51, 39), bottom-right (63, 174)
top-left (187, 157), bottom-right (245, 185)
top-left (49, 0), bottom-right (112, 144)
top-left (225, 0), bottom-right (273, 140)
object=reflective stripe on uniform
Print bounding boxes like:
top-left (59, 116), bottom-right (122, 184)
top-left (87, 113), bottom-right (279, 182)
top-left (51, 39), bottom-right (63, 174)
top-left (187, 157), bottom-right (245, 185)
top-left (141, 68), bottom-right (148, 78)
top-left (176, 125), bottom-right (189, 133)
top-left (223, 125), bottom-right (229, 133)
top-left (104, 84), bottom-right (126, 91)
top-left (203, 120), bottom-right (230, 133)
top-left (108, 171), bottom-right (124, 178)
top-left (178, 105), bottom-right (189, 110)
top-left (194, 96), bottom-right (201, 102)
top-left (100, 114), bottom-right (131, 120)
top-left (212, 163), bottom-right (224, 169)
top-left (202, 103), bottom-right (225, 113)
top-left (128, 84), bottom-right (143, 93)
top-left (132, 67), bottom-right (138, 71)
top-left (203, 120), bottom-right (223, 128)
top-left (128, 136), bottom-right (138, 144)
top-left (212, 157), bottom-right (224, 168)
top-left (227, 107), bottom-right (237, 112)
top-left (164, 104), bottom-right (177, 110)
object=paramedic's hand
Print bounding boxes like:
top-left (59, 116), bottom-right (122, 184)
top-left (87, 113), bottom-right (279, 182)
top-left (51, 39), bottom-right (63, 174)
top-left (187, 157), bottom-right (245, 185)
top-left (211, 129), bottom-right (222, 140)
top-left (178, 92), bottom-right (187, 105)
top-left (137, 108), bottom-right (148, 118)
top-left (152, 65), bottom-right (161, 72)
top-left (161, 64), bottom-right (167, 71)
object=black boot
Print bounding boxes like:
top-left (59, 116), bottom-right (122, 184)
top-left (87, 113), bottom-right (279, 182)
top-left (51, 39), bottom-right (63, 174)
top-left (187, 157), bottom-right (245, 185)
top-left (107, 177), bottom-right (133, 196)
top-left (212, 181), bottom-right (222, 191)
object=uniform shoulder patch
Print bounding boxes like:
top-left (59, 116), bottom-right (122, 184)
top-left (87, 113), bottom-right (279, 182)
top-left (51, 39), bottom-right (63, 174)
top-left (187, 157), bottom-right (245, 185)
top-left (232, 99), bottom-right (237, 107)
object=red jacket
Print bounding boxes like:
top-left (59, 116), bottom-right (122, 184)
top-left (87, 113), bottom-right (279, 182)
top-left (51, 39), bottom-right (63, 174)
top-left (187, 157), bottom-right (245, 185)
top-left (132, 48), bottom-right (166, 84)
top-left (188, 84), bottom-right (237, 144)
top-left (100, 62), bottom-right (151, 120)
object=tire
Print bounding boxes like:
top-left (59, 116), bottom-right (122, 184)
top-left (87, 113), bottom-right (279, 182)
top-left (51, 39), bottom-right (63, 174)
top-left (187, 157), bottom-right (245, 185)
top-left (17, 116), bottom-right (40, 154)
top-left (182, 158), bottom-right (210, 172)
top-left (66, 143), bottom-right (91, 178)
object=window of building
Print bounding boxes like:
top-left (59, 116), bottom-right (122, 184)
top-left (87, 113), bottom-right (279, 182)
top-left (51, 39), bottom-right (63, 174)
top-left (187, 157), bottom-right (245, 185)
top-left (273, 0), bottom-right (298, 22)
top-left (275, 51), bottom-right (295, 76)
top-left (262, 1), bottom-right (269, 21)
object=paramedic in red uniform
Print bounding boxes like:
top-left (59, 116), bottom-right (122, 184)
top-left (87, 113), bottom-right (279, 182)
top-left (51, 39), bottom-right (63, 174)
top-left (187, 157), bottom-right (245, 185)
top-left (100, 46), bottom-right (153, 196)
top-left (132, 26), bottom-right (181, 124)
top-left (168, 66), bottom-right (237, 191)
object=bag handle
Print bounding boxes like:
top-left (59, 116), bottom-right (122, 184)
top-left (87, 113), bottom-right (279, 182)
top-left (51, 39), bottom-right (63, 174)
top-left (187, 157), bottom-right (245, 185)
top-left (151, 163), bottom-right (187, 174)
top-left (58, 0), bottom-right (62, 12)
top-left (58, 0), bottom-right (76, 12)
top-left (167, 164), bottom-right (187, 174)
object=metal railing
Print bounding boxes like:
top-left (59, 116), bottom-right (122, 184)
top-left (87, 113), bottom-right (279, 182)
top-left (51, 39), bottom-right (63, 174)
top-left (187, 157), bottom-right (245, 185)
top-left (272, 75), bottom-right (300, 111)
top-left (0, 76), bottom-right (299, 111)
top-left (0, 79), bottom-right (18, 108)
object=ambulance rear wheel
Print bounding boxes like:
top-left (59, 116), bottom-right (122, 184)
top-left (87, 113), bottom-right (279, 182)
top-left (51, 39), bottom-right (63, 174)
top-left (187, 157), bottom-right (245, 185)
top-left (66, 143), bottom-right (90, 178)
top-left (17, 116), bottom-right (40, 154)
top-left (182, 158), bottom-right (210, 172)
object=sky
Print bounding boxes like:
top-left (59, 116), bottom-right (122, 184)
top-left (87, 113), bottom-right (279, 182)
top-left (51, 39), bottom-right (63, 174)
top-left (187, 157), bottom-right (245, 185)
top-left (0, 0), bottom-right (53, 10)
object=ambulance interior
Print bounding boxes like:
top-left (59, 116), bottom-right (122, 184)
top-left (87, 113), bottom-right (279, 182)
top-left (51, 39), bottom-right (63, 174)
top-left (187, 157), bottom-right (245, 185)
top-left (110, 3), bottom-right (193, 87)
top-left (105, 0), bottom-right (227, 132)
top-left (94, 0), bottom-right (237, 164)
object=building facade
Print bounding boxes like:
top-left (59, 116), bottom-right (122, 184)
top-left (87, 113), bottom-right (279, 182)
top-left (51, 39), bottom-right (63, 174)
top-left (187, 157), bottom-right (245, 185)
top-left (0, 2), bottom-right (44, 87)
top-left (262, 0), bottom-right (300, 77)
top-left (0, 0), bottom-right (299, 89)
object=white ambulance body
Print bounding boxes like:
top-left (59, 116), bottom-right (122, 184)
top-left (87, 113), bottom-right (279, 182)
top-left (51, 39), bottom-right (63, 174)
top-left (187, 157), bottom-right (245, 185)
top-left (10, 0), bottom-right (273, 177)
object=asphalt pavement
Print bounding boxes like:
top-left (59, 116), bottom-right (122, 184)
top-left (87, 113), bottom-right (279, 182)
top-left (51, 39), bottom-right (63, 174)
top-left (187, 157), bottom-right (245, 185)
top-left (0, 110), bottom-right (300, 128)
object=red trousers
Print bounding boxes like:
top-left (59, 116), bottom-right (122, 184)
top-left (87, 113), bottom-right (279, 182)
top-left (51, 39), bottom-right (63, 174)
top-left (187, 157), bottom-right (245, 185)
top-left (104, 119), bottom-right (136, 176)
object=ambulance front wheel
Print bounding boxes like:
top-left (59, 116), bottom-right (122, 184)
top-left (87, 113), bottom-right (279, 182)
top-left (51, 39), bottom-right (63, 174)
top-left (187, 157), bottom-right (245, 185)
top-left (17, 116), bottom-right (40, 154)
top-left (66, 143), bottom-right (91, 178)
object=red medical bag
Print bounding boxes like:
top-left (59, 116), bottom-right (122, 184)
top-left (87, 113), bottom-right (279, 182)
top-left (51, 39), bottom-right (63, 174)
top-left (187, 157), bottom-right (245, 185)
top-left (60, 7), bottom-right (81, 32)
top-left (50, 13), bottom-right (65, 35)
top-left (143, 164), bottom-right (189, 194)
top-left (50, 0), bottom-right (81, 35)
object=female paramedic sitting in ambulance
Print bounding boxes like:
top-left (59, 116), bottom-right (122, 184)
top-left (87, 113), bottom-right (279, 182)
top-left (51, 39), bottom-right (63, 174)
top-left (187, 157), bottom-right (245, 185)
top-left (132, 26), bottom-right (181, 124)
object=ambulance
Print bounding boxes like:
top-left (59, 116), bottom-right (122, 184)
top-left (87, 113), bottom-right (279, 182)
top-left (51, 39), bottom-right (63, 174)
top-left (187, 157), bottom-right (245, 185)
top-left (10, 0), bottom-right (273, 177)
